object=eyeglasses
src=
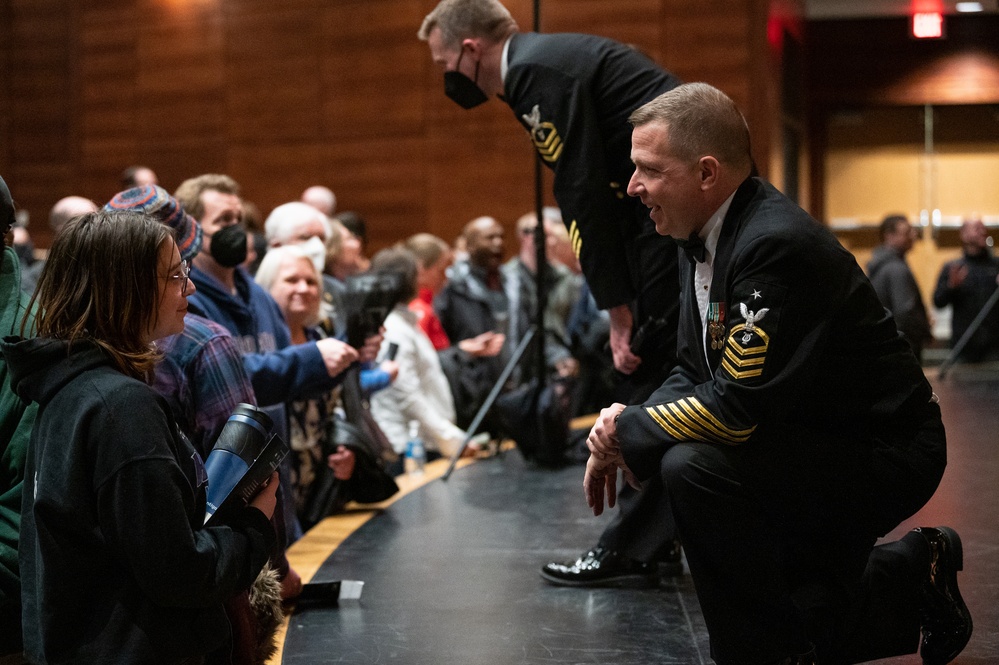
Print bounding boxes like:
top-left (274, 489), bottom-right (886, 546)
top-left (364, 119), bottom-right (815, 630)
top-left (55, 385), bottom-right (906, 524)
top-left (167, 260), bottom-right (191, 296)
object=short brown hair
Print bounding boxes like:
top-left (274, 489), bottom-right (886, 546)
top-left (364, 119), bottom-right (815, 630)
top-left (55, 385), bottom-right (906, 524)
top-left (629, 83), bottom-right (752, 171)
top-left (879, 214), bottom-right (909, 241)
top-left (418, 0), bottom-right (518, 49)
top-left (174, 174), bottom-right (241, 222)
top-left (404, 233), bottom-right (450, 269)
top-left (370, 246), bottom-right (418, 304)
top-left (32, 210), bottom-right (171, 379)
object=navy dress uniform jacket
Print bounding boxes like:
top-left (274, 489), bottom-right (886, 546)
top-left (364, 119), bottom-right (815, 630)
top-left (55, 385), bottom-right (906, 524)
top-left (617, 177), bottom-right (944, 530)
top-left (504, 32), bottom-right (684, 375)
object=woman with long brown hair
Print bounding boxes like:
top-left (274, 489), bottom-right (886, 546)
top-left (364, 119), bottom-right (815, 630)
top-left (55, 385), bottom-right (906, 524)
top-left (1, 210), bottom-right (278, 664)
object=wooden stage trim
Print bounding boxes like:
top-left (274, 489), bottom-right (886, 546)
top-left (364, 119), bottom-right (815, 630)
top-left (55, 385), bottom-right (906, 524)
top-left (266, 454), bottom-right (478, 664)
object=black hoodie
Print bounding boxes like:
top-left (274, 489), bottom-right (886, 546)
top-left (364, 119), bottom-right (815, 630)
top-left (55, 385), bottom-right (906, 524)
top-left (1, 336), bottom-right (275, 664)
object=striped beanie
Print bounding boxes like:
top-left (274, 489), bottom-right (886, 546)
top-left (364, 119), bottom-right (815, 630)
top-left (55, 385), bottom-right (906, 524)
top-left (105, 185), bottom-right (202, 261)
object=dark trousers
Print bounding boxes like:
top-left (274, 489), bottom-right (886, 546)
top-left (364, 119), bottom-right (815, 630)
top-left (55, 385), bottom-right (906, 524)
top-left (598, 346), bottom-right (678, 562)
top-left (662, 402), bottom-right (946, 665)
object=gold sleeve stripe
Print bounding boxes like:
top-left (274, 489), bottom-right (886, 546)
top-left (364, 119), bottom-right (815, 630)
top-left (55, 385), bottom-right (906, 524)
top-left (673, 399), bottom-right (754, 444)
top-left (645, 405), bottom-right (689, 440)
top-left (657, 404), bottom-right (703, 440)
top-left (643, 397), bottom-right (756, 445)
top-left (686, 397), bottom-right (755, 438)
top-left (568, 220), bottom-right (582, 257)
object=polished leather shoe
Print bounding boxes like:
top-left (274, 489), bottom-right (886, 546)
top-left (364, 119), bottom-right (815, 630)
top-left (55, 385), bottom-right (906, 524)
top-left (914, 526), bottom-right (973, 665)
top-left (540, 545), bottom-right (658, 588)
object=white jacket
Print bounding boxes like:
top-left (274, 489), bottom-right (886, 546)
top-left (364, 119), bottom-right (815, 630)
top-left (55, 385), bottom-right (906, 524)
top-left (370, 305), bottom-right (466, 455)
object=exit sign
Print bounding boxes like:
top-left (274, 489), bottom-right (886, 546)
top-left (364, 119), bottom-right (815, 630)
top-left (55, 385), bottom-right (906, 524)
top-left (912, 12), bottom-right (946, 39)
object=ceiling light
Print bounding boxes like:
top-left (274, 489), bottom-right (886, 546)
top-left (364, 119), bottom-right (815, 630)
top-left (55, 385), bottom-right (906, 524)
top-left (955, 2), bottom-right (984, 12)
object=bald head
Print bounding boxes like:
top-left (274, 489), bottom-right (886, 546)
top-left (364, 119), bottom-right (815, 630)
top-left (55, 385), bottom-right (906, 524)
top-left (50, 196), bottom-right (99, 232)
top-left (301, 186), bottom-right (337, 217)
top-left (464, 216), bottom-right (504, 270)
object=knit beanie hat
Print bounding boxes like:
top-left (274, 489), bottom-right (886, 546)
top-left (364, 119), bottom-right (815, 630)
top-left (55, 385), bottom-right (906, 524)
top-left (105, 185), bottom-right (202, 261)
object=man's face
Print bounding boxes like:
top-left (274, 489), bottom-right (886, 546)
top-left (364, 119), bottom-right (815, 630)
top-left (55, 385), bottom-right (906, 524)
top-left (888, 220), bottom-right (915, 253)
top-left (468, 219), bottom-right (505, 271)
top-left (199, 189), bottom-right (242, 254)
top-left (427, 27), bottom-right (463, 75)
top-left (627, 122), bottom-right (704, 240)
top-left (289, 218), bottom-right (327, 245)
top-left (961, 219), bottom-right (988, 252)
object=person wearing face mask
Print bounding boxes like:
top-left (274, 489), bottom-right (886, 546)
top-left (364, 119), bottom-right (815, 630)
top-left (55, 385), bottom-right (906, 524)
top-left (419, 0), bottom-right (685, 588)
top-left (263, 202), bottom-right (394, 393)
top-left (174, 175), bottom-right (383, 543)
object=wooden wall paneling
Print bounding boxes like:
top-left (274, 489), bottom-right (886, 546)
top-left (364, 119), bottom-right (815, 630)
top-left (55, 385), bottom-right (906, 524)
top-left (224, 2), bottom-right (324, 145)
top-left (76, 4), bottom-right (140, 206)
top-left (6, 0), bottom-right (78, 236)
top-left (131, 1), bottom-right (227, 194)
top-left (319, 136), bottom-right (429, 251)
top-left (226, 142), bottom-right (326, 219)
top-left (425, 121), bottom-right (540, 239)
top-left (320, 1), bottom-right (428, 140)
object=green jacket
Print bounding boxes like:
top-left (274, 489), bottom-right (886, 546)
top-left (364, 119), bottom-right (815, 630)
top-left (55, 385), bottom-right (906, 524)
top-left (0, 245), bottom-right (36, 632)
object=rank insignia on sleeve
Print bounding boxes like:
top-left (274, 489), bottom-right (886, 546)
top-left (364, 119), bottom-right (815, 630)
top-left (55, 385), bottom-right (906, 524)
top-left (721, 302), bottom-right (770, 380)
top-left (522, 105), bottom-right (563, 164)
top-left (568, 220), bottom-right (582, 257)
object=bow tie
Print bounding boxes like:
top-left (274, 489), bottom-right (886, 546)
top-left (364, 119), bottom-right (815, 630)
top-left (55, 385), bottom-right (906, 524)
top-left (676, 232), bottom-right (706, 264)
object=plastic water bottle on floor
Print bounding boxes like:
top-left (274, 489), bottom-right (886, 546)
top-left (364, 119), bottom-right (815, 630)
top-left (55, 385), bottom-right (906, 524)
top-left (405, 421), bottom-right (426, 476)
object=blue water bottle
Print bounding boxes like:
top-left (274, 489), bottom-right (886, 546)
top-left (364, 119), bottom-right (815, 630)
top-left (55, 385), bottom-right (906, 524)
top-left (404, 421), bottom-right (426, 476)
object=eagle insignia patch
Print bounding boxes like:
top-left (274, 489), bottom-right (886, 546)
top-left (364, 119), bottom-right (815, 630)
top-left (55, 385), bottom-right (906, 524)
top-left (522, 105), bottom-right (563, 164)
top-left (721, 301), bottom-right (771, 380)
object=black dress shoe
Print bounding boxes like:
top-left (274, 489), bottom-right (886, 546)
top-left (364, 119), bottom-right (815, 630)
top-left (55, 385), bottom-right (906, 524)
top-left (540, 546), bottom-right (658, 588)
top-left (914, 526), bottom-right (973, 665)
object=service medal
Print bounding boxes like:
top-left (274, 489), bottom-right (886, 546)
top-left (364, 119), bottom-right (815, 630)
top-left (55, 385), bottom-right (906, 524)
top-left (708, 302), bottom-right (726, 350)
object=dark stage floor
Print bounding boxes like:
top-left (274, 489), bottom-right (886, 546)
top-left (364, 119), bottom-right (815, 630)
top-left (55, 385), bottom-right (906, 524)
top-left (279, 367), bottom-right (999, 664)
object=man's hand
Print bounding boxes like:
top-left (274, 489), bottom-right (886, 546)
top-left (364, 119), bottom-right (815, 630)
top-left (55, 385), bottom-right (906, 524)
top-left (583, 452), bottom-right (641, 517)
top-left (358, 328), bottom-right (385, 363)
top-left (608, 304), bottom-right (641, 374)
top-left (379, 359), bottom-right (400, 383)
top-left (586, 402), bottom-right (627, 461)
top-left (458, 331), bottom-right (505, 357)
top-left (948, 263), bottom-right (969, 289)
top-left (583, 453), bottom-right (618, 516)
top-left (328, 445), bottom-right (356, 481)
top-left (316, 338), bottom-right (359, 377)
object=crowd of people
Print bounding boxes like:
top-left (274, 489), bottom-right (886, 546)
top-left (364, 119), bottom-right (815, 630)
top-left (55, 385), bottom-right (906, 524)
top-left (0, 159), bottom-right (616, 663)
top-left (0, 0), bottom-right (986, 663)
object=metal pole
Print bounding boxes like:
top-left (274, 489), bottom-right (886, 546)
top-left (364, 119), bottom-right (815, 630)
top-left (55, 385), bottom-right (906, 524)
top-left (938, 285), bottom-right (999, 378)
top-left (531, 0), bottom-right (548, 452)
top-left (443, 326), bottom-right (537, 480)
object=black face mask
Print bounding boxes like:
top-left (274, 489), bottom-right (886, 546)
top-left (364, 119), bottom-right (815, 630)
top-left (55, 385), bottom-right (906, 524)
top-left (444, 50), bottom-right (488, 110)
top-left (209, 224), bottom-right (248, 268)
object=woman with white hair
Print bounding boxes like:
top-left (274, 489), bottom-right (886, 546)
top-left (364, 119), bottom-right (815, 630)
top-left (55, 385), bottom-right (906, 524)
top-left (255, 245), bottom-right (397, 528)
